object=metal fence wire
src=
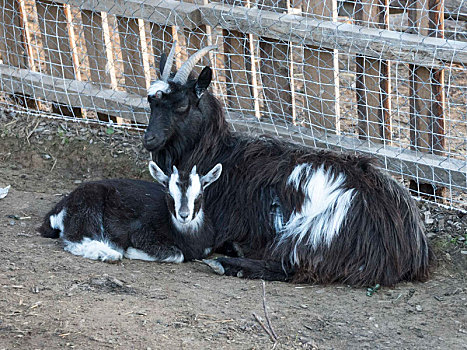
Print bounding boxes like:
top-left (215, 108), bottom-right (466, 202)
top-left (0, 0), bottom-right (466, 209)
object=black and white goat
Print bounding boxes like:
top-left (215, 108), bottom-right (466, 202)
top-left (39, 161), bottom-right (222, 263)
top-left (143, 44), bottom-right (433, 286)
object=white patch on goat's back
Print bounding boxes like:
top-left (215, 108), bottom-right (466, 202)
top-left (279, 164), bottom-right (355, 265)
top-left (187, 173), bottom-right (201, 219)
top-left (287, 163), bottom-right (308, 189)
top-left (50, 209), bottom-right (67, 238)
top-left (147, 80), bottom-right (170, 96)
top-left (124, 247), bottom-right (157, 261)
top-left (64, 238), bottom-right (123, 262)
top-left (171, 210), bottom-right (204, 233)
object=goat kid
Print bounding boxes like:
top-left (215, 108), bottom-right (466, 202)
top-left (39, 161), bottom-right (222, 263)
top-left (143, 44), bottom-right (433, 286)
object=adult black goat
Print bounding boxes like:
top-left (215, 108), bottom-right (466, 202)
top-left (143, 44), bottom-right (432, 286)
top-left (39, 161), bottom-right (222, 263)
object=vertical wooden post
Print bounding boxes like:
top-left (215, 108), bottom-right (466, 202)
top-left (408, 0), bottom-right (446, 198)
top-left (150, 23), bottom-right (175, 64)
top-left (223, 0), bottom-right (259, 117)
top-left (0, 0), bottom-right (27, 68)
top-left (302, 0), bottom-right (340, 133)
top-left (82, 10), bottom-right (114, 89)
top-left (115, 17), bottom-right (147, 96)
top-left (354, 0), bottom-right (392, 143)
top-left (35, 0), bottom-right (81, 116)
top-left (258, 0), bottom-right (293, 119)
top-left (0, 0), bottom-right (39, 109)
top-left (81, 10), bottom-right (117, 121)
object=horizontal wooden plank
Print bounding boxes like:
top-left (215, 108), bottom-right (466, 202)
top-left (51, 0), bottom-right (200, 28)
top-left (49, 0), bottom-right (467, 67)
top-left (1, 64), bottom-right (465, 190)
top-left (0, 65), bottom-right (148, 121)
top-left (339, 0), bottom-right (467, 22)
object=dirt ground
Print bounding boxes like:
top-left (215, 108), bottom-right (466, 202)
top-left (0, 110), bottom-right (466, 349)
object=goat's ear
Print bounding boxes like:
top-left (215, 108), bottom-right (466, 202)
top-left (191, 165), bottom-right (197, 175)
top-left (149, 161), bottom-right (169, 187)
top-left (201, 163), bottom-right (222, 189)
top-left (159, 53), bottom-right (167, 76)
top-left (195, 66), bottom-right (212, 98)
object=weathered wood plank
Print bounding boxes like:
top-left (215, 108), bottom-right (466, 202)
top-left (116, 16), bottom-right (147, 96)
top-left (36, 1), bottom-right (74, 79)
top-left (258, 0), bottom-right (293, 119)
top-left (0, 0), bottom-right (38, 109)
top-left (36, 0), bottom-right (81, 116)
top-left (302, 0), bottom-right (340, 133)
top-left (150, 23), bottom-right (174, 60)
top-left (0, 0), bottom-right (27, 68)
top-left (223, 29), bottom-right (257, 113)
top-left (355, 0), bottom-right (392, 143)
top-left (81, 10), bottom-right (113, 88)
top-left (408, 0), bottom-right (446, 198)
top-left (46, 0), bottom-right (467, 67)
top-left (81, 9), bottom-right (117, 121)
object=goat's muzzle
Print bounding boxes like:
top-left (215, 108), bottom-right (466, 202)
top-left (143, 132), bottom-right (164, 151)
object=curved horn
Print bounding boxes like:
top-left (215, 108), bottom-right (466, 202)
top-left (173, 45), bottom-right (217, 85)
top-left (161, 40), bottom-right (177, 82)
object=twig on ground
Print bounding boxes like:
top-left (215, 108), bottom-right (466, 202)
top-left (253, 312), bottom-right (276, 342)
top-left (50, 157), bottom-right (58, 172)
top-left (253, 280), bottom-right (278, 344)
top-left (26, 119), bottom-right (41, 144)
top-left (262, 280), bottom-right (278, 341)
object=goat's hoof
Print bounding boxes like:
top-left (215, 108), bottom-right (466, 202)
top-left (202, 259), bottom-right (225, 275)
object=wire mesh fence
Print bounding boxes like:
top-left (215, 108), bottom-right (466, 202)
top-left (0, 0), bottom-right (466, 208)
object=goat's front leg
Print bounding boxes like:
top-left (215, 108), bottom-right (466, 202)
top-left (126, 233), bottom-right (184, 263)
top-left (125, 245), bottom-right (184, 263)
top-left (204, 257), bottom-right (294, 282)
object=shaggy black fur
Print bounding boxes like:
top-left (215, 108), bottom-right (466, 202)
top-left (144, 66), bottom-right (433, 286)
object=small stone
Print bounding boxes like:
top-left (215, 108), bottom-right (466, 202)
top-left (415, 305), bottom-right (422, 312)
top-left (438, 219), bottom-right (445, 230)
top-left (42, 154), bottom-right (51, 160)
top-left (445, 253), bottom-right (452, 261)
top-left (9, 220), bottom-right (15, 226)
top-left (300, 304), bottom-right (308, 309)
top-left (74, 180), bottom-right (82, 184)
top-left (461, 250), bottom-right (467, 255)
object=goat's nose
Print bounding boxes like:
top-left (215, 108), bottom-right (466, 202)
top-left (144, 133), bottom-right (156, 143)
top-left (179, 211), bottom-right (190, 220)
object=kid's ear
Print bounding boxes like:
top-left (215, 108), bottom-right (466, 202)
top-left (149, 161), bottom-right (169, 187)
top-left (195, 66), bottom-right (212, 98)
top-left (201, 163), bottom-right (222, 189)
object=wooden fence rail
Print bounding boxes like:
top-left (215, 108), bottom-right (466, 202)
top-left (0, 0), bottom-right (466, 204)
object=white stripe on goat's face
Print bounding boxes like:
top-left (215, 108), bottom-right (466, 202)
top-left (168, 170), bottom-right (203, 230)
top-left (279, 164), bottom-right (355, 266)
top-left (147, 80), bottom-right (170, 97)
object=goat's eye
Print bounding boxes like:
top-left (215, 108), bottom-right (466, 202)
top-left (148, 95), bottom-right (158, 104)
top-left (175, 104), bottom-right (189, 113)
